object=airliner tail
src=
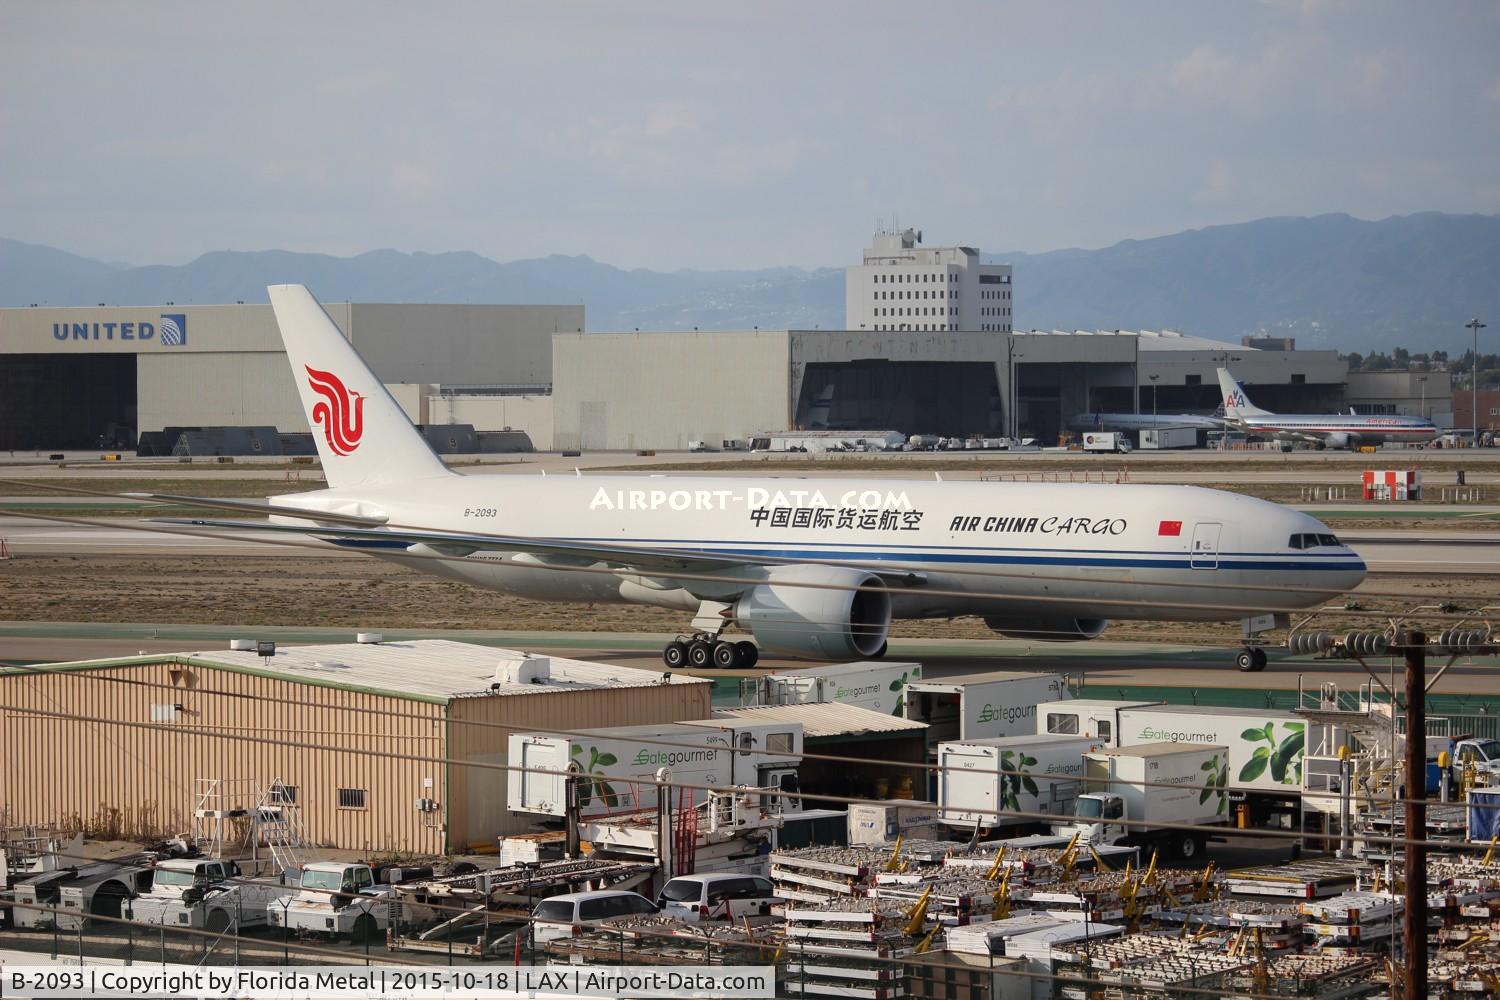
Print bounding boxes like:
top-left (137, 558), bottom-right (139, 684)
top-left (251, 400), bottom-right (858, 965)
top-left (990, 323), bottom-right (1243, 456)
top-left (1217, 368), bottom-right (1273, 420)
top-left (268, 284), bottom-right (451, 488)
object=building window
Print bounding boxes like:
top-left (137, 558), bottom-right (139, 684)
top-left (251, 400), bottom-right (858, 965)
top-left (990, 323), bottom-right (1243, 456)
top-left (1291, 374), bottom-right (1306, 385)
top-left (337, 788), bottom-right (367, 810)
top-left (1186, 374), bottom-right (1201, 386)
top-left (270, 784), bottom-right (298, 805)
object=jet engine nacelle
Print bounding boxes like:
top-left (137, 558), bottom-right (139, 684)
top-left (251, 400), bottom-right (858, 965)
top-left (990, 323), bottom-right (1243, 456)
top-left (1323, 432), bottom-right (1353, 450)
top-left (735, 564), bottom-right (891, 660)
top-left (982, 615), bottom-right (1108, 642)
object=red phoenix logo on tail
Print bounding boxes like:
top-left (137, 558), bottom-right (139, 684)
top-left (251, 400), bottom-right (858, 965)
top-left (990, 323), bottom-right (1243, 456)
top-left (305, 366), bottom-right (365, 456)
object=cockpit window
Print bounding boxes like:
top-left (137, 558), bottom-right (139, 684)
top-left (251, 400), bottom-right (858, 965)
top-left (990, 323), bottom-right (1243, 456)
top-left (1318, 534), bottom-right (1339, 547)
top-left (1290, 533), bottom-right (1341, 550)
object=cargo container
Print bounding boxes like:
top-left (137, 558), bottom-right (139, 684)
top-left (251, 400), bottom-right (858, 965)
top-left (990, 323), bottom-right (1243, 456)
top-left (750, 661), bottom-right (921, 717)
top-left (508, 721), bottom-right (803, 819)
top-left (1035, 699), bottom-right (1161, 744)
top-left (937, 735), bottom-right (1096, 830)
top-left (846, 800), bottom-right (943, 845)
top-left (1051, 743), bottom-right (1228, 859)
top-left (905, 671), bottom-right (1070, 745)
top-left (1138, 426), bottom-right (1198, 449)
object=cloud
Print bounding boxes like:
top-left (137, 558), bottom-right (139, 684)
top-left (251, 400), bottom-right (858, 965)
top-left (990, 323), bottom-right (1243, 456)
top-left (1168, 38), bottom-right (1313, 115)
top-left (1191, 160), bottom-right (1235, 205)
top-left (390, 161), bottom-right (437, 199)
top-left (643, 100), bottom-right (702, 137)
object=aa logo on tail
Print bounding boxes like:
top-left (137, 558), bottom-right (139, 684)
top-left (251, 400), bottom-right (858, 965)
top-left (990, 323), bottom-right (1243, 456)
top-left (1227, 391), bottom-right (1247, 408)
top-left (305, 366), bottom-right (365, 456)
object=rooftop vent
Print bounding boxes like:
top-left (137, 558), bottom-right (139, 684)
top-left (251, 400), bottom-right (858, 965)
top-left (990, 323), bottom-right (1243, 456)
top-left (356, 632), bottom-right (384, 644)
top-left (494, 657), bottom-right (551, 686)
top-left (228, 639), bottom-right (257, 651)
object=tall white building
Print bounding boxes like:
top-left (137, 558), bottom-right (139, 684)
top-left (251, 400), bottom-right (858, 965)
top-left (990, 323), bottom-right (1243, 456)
top-left (845, 228), bottom-right (1013, 333)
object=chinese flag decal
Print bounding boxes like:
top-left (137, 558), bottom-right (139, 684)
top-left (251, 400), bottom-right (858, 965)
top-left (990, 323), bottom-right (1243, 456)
top-left (1158, 520), bottom-right (1183, 536)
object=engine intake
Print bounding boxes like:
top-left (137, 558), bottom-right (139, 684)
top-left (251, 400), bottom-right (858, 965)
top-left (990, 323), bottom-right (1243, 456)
top-left (983, 615), bottom-right (1108, 642)
top-left (736, 565), bottom-right (891, 660)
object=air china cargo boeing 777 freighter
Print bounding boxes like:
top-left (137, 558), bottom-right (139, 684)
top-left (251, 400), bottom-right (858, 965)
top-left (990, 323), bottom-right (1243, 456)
top-left (154, 286), bottom-right (1366, 673)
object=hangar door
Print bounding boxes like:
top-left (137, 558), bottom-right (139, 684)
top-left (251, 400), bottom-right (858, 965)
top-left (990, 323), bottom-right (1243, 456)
top-left (0, 355), bottom-right (137, 450)
top-left (794, 361), bottom-right (1002, 437)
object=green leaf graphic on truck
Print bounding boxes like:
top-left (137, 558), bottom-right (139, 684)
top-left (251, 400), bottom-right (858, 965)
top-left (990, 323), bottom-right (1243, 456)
top-left (1199, 754), bottom-right (1230, 815)
top-left (998, 751), bottom-right (1040, 812)
top-left (888, 667), bottom-right (919, 716)
top-left (570, 745), bottom-right (620, 807)
top-left (1237, 723), bottom-right (1305, 785)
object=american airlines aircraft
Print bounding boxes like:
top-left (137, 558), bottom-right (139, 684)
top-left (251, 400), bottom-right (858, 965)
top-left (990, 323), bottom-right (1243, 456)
top-left (1218, 368), bottom-right (1438, 449)
top-left (1066, 411), bottom-right (1225, 434)
top-left (154, 286), bottom-right (1367, 673)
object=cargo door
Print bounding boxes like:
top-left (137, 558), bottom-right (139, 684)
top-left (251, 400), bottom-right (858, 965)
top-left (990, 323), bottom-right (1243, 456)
top-left (1083, 756), bottom-right (1111, 793)
top-left (1190, 522), bottom-right (1221, 569)
top-left (939, 748), bottom-right (996, 826)
top-left (512, 740), bottom-right (567, 817)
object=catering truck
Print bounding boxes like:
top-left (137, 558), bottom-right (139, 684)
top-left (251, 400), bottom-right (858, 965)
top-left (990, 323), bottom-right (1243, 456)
top-left (905, 671), bottom-right (1071, 745)
top-left (750, 661), bottom-right (921, 716)
top-left (1035, 699), bottom-right (1162, 745)
top-left (508, 721), bottom-right (804, 819)
top-left (1082, 432), bottom-right (1131, 453)
top-left (1050, 743), bottom-right (1228, 860)
top-left (937, 735), bottom-right (1096, 831)
top-left (1114, 704), bottom-right (1315, 826)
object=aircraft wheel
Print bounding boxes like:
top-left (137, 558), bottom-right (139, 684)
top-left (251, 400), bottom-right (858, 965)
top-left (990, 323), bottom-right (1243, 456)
top-left (1250, 648), bottom-right (1268, 672)
top-left (1234, 648), bottom-right (1256, 672)
top-left (687, 640), bottom-right (714, 669)
top-left (711, 641), bottom-right (738, 669)
top-left (663, 641), bottom-right (688, 669)
top-left (734, 641), bottom-right (759, 669)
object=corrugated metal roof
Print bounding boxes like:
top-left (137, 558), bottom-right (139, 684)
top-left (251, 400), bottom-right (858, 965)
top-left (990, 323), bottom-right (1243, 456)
top-left (714, 703), bottom-right (927, 739)
top-left (177, 639), bottom-right (708, 703)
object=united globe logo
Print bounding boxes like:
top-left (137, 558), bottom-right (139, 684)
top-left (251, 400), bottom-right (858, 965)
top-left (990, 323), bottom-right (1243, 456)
top-left (159, 313), bottom-right (187, 346)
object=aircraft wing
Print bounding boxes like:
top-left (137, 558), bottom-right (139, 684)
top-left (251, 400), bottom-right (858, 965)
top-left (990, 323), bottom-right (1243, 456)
top-left (158, 516), bottom-right (928, 585)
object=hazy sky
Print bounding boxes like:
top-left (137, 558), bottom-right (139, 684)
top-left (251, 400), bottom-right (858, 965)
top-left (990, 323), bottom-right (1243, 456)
top-left (4, 1), bottom-right (1498, 270)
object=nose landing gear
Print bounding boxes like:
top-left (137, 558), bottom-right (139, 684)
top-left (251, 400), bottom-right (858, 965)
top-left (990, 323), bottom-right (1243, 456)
top-left (1234, 646), bottom-right (1268, 672)
top-left (662, 632), bottom-right (759, 670)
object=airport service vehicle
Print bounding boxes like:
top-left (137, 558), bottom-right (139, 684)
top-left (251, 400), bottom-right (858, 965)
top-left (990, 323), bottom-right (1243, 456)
top-left (937, 735), bottom-right (1095, 830)
top-left (508, 721), bottom-right (804, 819)
top-left (1051, 743), bottom-right (1228, 859)
top-left (1139, 426), bottom-right (1199, 450)
top-left (147, 285), bottom-right (1366, 671)
top-left (55, 861), bottom-right (153, 929)
top-left (750, 660), bottom-right (921, 716)
top-left (656, 873), bottom-right (778, 923)
top-left (1082, 431), bottom-right (1132, 453)
top-left (124, 858), bottom-right (287, 933)
top-left (266, 862), bottom-right (405, 942)
top-left (1036, 699), bottom-right (1161, 745)
top-left (531, 890), bottom-right (657, 944)
top-left (905, 671), bottom-right (1071, 744)
top-left (1218, 368), bottom-right (1438, 449)
top-left (1449, 737), bottom-right (1500, 781)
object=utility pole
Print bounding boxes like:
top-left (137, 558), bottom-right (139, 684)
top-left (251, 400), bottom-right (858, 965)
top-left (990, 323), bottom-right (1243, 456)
top-left (1149, 374), bottom-right (1159, 421)
top-left (1403, 631), bottom-right (1427, 1000)
top-left (1467, 319), bottom-right (1485, 445)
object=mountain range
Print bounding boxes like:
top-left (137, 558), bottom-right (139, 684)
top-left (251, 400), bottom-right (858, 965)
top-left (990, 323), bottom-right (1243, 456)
top-left (3, 212), bottom-right (1496, 353)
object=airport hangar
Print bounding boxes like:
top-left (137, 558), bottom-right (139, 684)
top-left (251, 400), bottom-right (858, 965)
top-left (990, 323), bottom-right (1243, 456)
top-left (550, 328), bottom-right (1350, 451)
top-left (0, 301), bottom-right (579, 452)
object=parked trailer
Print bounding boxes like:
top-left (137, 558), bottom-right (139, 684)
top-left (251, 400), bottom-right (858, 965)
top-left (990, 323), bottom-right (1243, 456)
top-left (750, 661), bottom-right (921, 716)
top-left (1050, 743), bottom-right (1229, 860)
top-left (938, 735), bottom-right (1096, 831)
top-left (1116, 704), bottom-right (1315, 823)
top-left (1139, 426), bottom-right (1199, 450)
top-left (1035, 699), bottom-right (1162, 744)
top-left (508, 721), bottom-right (804, 819)
top-left (905, 671), bottom-right (1071, 745)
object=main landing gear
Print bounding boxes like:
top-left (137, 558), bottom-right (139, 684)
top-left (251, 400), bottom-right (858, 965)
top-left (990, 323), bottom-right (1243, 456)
top-left (1234, 646), bottom-right (1268, 673)
top-left (663, 632), bottom-right (759, 670)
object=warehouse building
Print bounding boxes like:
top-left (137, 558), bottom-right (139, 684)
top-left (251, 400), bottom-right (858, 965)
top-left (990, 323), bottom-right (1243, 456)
top-left (0, 640), bottom-right (709, 855)
top-left (0, 301), bottom-right (577, 451)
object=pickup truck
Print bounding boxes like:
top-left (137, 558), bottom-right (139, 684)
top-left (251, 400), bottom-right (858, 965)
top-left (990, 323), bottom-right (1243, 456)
top-left (124, 858), bottom-right (288, 934)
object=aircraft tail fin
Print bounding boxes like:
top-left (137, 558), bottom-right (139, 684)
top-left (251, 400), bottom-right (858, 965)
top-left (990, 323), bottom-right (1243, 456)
top-left (268, 284), bottom-right (452, 488)
top-left (1217, 368), bottom-right (1272, 419)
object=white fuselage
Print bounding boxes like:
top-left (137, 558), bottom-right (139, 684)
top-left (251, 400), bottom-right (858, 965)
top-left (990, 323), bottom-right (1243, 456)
top-left (1231, 413), bottom-right (1438, 446)
top-left (275, 475), bottom-right (1365, 623)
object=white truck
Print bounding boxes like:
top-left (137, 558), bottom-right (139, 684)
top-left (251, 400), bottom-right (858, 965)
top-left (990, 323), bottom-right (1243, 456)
top-left (1115, 703), bottom-right (1314, 826)
top-left (55, 861), bottom-right (153, 929)
top-left (1082, 431), bottom-right (1131, 453)
top-left (938, 735), bottom-right (1094, 831)
top-left (267, 861), bottom-right (403, 942)
top-left (1036, 699), bottom-right (1161, 745)
top-left (1138, 426), bottom-right (1198, 450)
top-left (509, 720), bottom-right (804, 819)
top-left (905, 671), bottom-right (1071, 745)
top-left (750, 661), bottom-right (921, 716)
top-left (1051, 743), bottom-right (1228, 860)
top-left (124, 858), bottom-right (289, 934)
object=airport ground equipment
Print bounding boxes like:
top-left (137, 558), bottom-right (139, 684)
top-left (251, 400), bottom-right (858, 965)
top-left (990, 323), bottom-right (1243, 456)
top-left (747, 660), bottom-right (921, 716)
top-left (265, 861), bottom-right (433, 942)
top-left (1051, 743), bottom-right (1229, 860)
top-left (904, 671), bottom-right (1071, 745)
top-left (124, 857), bottom-right (288, 933)
top-left (936, 735), bottom-right (1095, 831)
top-left (507, 720), bottom-right (803, 820)
top-left (54, 860), bottom-right (153, 929)
top-left (1221, 858), bottom-right (1362, 899)
top-left (1082, 431), bottom-right (1133, 453)
top-left (848, 800), bottom-right (944, 846)
top-left (1138, 426), bottom-right (1199, 450)
top-left (1035, 698), bottom-right (1162, 745)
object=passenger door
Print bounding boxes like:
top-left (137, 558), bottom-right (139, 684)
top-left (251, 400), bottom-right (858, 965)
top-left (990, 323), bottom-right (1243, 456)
top-left (1190, 522), bottom-right (1221, 570)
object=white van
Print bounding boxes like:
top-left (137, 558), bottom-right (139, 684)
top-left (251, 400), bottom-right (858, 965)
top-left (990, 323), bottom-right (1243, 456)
top-left (655, 874), bottom-right (778, 923)
top-left (530, 890), bottom-right (656, 943)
